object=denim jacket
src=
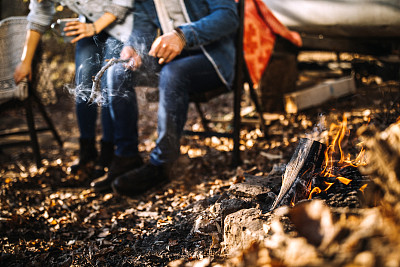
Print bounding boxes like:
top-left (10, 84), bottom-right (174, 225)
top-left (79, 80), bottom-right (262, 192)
top-left (27, 0), bottom-right (134, 42)
top-left (128, 0), bottom-right (238, 87)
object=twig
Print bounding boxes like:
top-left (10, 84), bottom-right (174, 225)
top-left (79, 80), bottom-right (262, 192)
top-left (88, 58), bottom-right (129, 104)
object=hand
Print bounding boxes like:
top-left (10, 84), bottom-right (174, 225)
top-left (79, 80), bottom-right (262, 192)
top-left (14, 61), bottom-right (32, 84)
top-left (120, 46), bottom-right (142, 70)
top-left (149, 31), bottom-right (184, 64)
top-left (63, 21), bottom-right (96, 43)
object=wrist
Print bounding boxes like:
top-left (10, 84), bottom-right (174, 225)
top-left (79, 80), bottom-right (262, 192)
top-left (88, 23), bottom-right (97, 35)
top-left (21, 58), bottom-right (33, 66)
top-left (92, 23), bottom-right (97, 34)
top-left (173, 28), bottom-right (186, 48)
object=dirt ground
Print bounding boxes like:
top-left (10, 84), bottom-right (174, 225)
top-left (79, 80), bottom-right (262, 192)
top-left (1, 49), bottom-right (400, 266)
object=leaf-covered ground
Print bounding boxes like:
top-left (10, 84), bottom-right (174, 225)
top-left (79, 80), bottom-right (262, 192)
top-left (1, 52), bottom-right (400, 266)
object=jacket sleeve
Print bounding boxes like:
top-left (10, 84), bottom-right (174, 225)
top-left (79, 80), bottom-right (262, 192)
top-left (26, 0), bottom-right (55, 33)
top-left (178, 0), bottom-right (239, 48)
top-left (125, 2), bottom-right (158, 54)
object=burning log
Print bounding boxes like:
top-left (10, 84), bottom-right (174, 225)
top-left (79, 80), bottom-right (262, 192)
top-left (270, 138), bottom-right (326, 210)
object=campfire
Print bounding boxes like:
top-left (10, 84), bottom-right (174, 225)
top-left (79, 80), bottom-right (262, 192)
top-left (212, 115), bottom-right (400, 267)
top-left (271, 114), bottom-right (368, 211)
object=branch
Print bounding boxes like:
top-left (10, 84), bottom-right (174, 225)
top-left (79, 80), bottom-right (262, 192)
top-left (88, 58), bottom-right (129, 104)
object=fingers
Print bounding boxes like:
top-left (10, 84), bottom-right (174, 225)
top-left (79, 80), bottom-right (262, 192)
top-left (120, 46), bottom-right (142, 70)
top-left (149, 33), bottom-right (184, 65)
top-left (14, 73), bottom-right (22, 84)
top-left (120, 46), bottom-right (135, 59)
top-left (63, 21), bottom-right (80, 35)
top-left (157, 43), bottom-right (168, 58)
top-left (149, 37), bottom-right (162, 57)
top-left (64, 22), bottom-right (95, 43)
top-left (124, 56), bottom-right (142, 71)
top-left (14, 63), bottom-right (31, 84)
top-left (14, 71), bottom-right (29, 84)
top-left (159, 50), bottom-right (178, 64)
top-left (14, 70), bottom-right (22, 84)
top-left (70, 35), bottom-right (82, 43)
top-left (126, 56), bottom-right (142, 70)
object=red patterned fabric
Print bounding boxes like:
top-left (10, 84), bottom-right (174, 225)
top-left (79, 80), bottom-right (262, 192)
top-left (242, 0), bottom-right (302, 87)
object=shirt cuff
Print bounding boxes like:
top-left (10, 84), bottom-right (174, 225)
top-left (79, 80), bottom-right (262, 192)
top-left (27, 21), bottom-right (48, 34)
top-left (104, 5), bottom-right (130, 23)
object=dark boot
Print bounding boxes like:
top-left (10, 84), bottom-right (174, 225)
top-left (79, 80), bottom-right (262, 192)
top-left (92, 140), bottom-right (114, 179)
top-left (70, 138), bottom-right (97, 175)
top-left (91, 154), bottom-right (143, 192)
top-left (112, 163), bottom-right (170, 197)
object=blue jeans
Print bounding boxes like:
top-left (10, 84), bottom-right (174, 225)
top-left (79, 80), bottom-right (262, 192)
top-left (75, 32), bottom-right (139, 157)
top-left (148, 51), bottom-right (224, 166)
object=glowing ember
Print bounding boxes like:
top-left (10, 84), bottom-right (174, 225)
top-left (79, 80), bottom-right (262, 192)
top-left (336, 176), bottom-right (352, 185)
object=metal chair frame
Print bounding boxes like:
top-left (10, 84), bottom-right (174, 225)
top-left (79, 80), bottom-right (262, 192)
top-left (0, 17), bottom-right (63, 168)
top-left (183, 0), bottom-right (266, 167)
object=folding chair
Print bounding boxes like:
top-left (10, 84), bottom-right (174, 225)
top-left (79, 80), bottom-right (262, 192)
top-left (0, 17), bottom-right (63, 167)
top-left (183, 0), bottom-right (266, 167)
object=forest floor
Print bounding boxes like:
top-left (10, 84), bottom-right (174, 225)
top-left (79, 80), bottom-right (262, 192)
top-left (1, 50), bottom-right (400, 266)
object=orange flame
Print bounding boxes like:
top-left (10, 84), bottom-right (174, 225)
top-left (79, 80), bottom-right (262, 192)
top-left (322, 115), bottom-right (349, 177)
top-left (337, 176), bottom-right (352, 185)
top-left (308, 187), bottom-right (321, 199)
top-left (309, 114), bottom-right (367, 198)
top-left (359, 183), bottom-right (368, 193)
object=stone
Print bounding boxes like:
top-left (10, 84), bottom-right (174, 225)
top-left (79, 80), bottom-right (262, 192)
top-left (222, 208), bottom-right (267, 255)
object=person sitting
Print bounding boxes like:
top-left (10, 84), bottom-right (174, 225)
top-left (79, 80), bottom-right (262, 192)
top-left (91, 0), bottom-right (239, 196)
top-left (14, 0), bottom-right (143, 182)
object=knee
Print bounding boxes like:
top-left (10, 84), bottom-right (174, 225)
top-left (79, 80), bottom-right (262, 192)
top-left (76, 61), bottom-right (98, 87)
top-left (105, 65), bottom-right (134, 94)
top-left (107, 64), bottom-right (127, 82)
top-left (158, 63), bottom-right (188, 94)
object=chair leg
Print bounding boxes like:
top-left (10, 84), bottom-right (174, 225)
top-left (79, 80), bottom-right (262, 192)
top-left (248, 85), bottom-right (267, 136)
top-left (24, 96), bottom-right (42, 168)
top-left (32, 93), bottom-right (63, 147)
top-left (232, 84), bottom-right (242, 167)
top-left (194, 102), bottom-right (211, 132)
top-left (243, 61), bottom-right (268, 137)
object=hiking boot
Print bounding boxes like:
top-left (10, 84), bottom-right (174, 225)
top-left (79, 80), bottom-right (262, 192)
top-left (92, 140), bottom-right (114, 179)
top-left (112, 163), bottom-right (170, 197)
top-left (70, 138), bottom-right (97, 175)
top-left (90, 154), bottom-right (143, 192)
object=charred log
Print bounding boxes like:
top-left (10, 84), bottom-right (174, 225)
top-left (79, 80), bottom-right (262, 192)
top-left (270, 138), bottom-right (326, 210)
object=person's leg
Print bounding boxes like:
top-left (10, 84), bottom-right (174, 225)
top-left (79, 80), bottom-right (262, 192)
top-left (71, 35), bottom-right (105, 174)
top-left (92, 37), bottom-right (116, 178)
top-left (112, 53), bottom-right (224, 196)
top-left (150, 53), bottom-right (224, 165)
top-left (91, 37), bottom-right (143, 192)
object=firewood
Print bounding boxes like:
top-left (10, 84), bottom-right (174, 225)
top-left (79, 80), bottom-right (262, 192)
top-left (89, 58), bottom-right (129, 104)
top-left (270, 138), bottom-right (326, 210)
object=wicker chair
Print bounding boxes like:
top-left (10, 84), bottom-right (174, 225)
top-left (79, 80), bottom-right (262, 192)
top-left (0, 16), bottom-right (63, 167)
